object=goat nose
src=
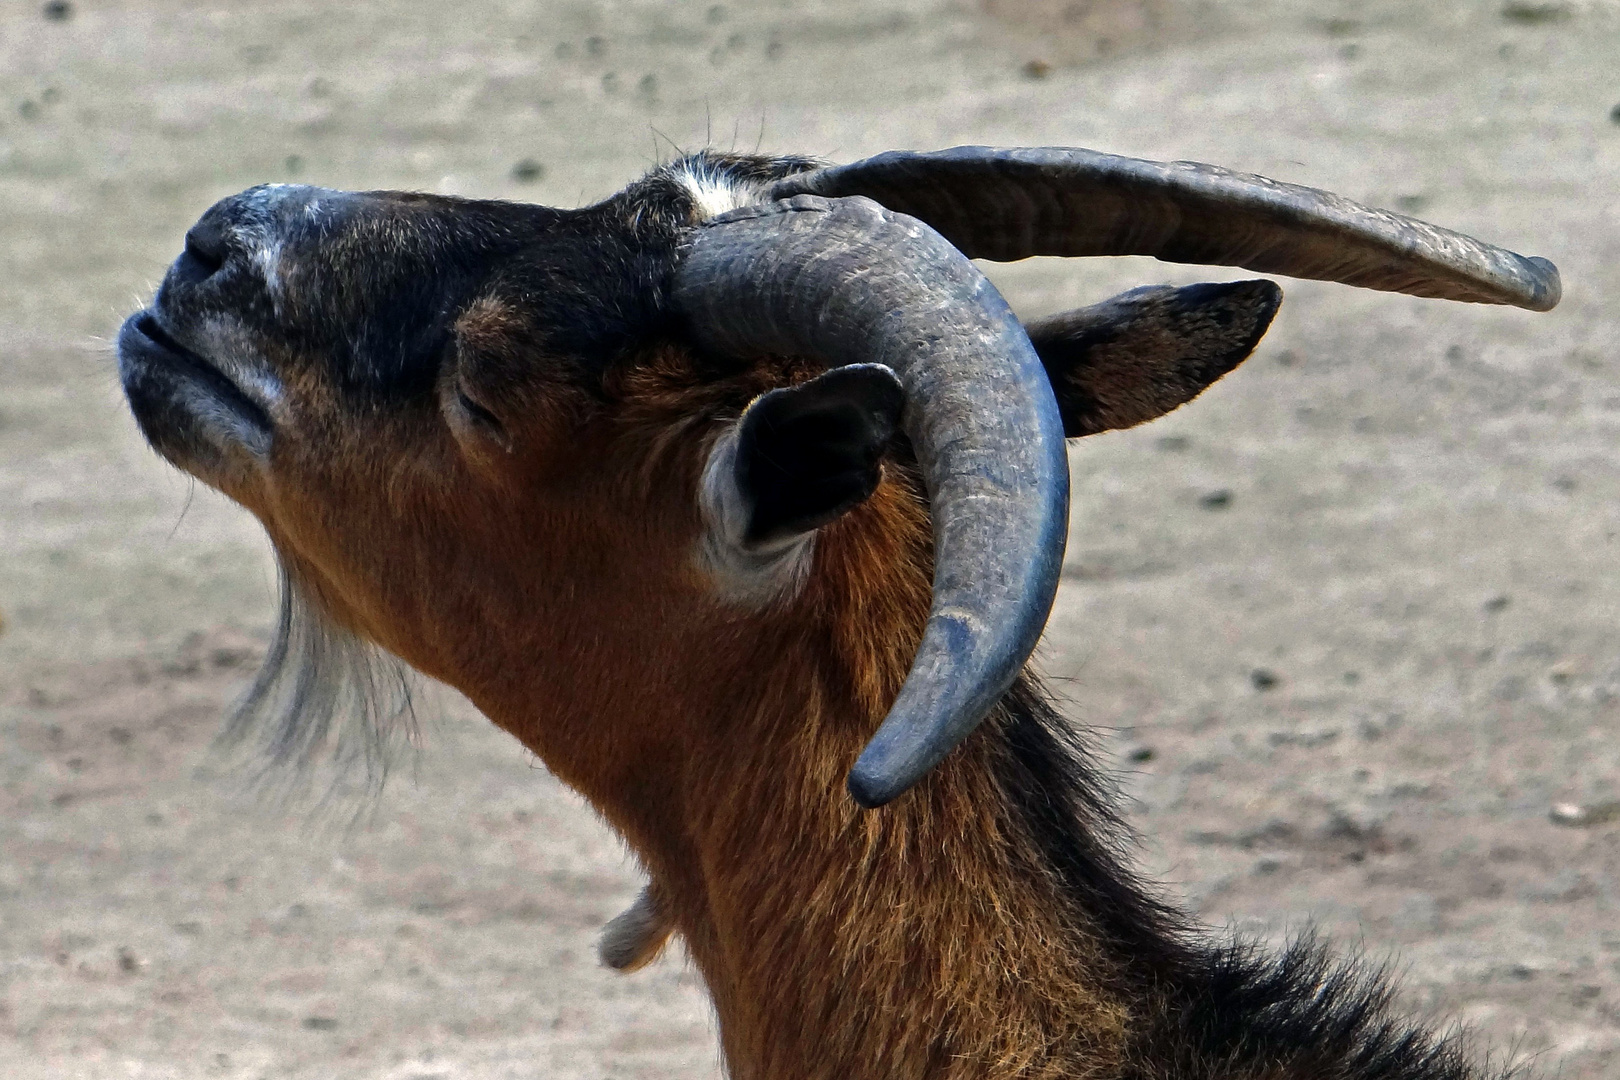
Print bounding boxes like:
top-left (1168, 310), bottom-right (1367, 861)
top-left (168, 185), bottom-right (335, 293)
top-left (180, 218), bottom-right (229, 280)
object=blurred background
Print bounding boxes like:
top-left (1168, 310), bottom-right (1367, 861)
top-left (1, 1), bottom-right (1617, 1076)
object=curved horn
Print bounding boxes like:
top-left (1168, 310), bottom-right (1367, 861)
top-left (671, 195), bottom-right (1070, 809)
top-left (772, 146), bottom-right (1560, 311)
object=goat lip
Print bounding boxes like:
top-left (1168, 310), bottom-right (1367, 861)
top-left (117, 310), bottom-right (275, 461)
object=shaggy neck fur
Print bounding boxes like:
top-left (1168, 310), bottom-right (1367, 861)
top-left (655, 480), bottom-right (1138, 1080)
top-left (512, 463), bottom-right (1485, 1080)
top-left (464, 368), bottom-right (1493, 1080)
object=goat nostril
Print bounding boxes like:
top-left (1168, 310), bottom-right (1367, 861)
top-left (180, 221), bottom-right (229, 279)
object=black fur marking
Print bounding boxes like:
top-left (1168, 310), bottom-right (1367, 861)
top-left (996, 677), bottom-right (1509, 1079)
top-left (734, 363), bottom-right (904, 545)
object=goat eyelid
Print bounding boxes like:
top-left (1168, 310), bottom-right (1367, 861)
top-left (454, 385), bottom-right (514, 451)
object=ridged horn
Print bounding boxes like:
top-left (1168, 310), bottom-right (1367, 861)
top-left (671, 194), bottom-right (1070, 809)
top-left (772, 146), bottom-right (1560, 311)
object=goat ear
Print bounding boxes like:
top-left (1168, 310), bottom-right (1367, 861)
top-left (733, 363), bottom-right (905, 545)
top-left (1028, 279), bottom-right (1282, 438)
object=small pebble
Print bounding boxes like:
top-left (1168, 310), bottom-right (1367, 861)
top-left (1022, 59), bottom-right (1052, 80)
top-left (1199, 489), bottom-right (1232, 510)
top-left (1610, 103), bottom-right (1620, 125)
top-left (511, 158), bottom-right (545, 183)
top-left (1549, 801), bottom-right (1620, 827)
top-left (1250, 668), bottom-right (1280, 691)
top-left (42, 0), bottom-right (72, 21)
top-left (117, 946), bottom-right (140, 974)
top-left (1125, 745), bottom-right (1156, 764)
top-left (1501, 1), bottom-right (1572, 23)
top-left (1484, 594), bottom-right (1510, 613)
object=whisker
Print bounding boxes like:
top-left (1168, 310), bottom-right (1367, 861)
top-left (167, 478), bottom-right (197, 541)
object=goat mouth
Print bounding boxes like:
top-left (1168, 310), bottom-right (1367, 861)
top-left (118, 310), bottom-right (275, 465)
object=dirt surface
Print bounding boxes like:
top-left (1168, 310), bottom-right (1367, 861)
top-left (2, 1), bottom-right (1618, 1076)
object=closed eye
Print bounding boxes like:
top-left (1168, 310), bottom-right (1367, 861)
top-left (457, 385), bottom-right (512, 449)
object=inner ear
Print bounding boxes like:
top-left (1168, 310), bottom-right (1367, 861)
top-left (733, 363), bottom-right (904, 546)
top-left (1028, 279), bottom-right (1283, 438)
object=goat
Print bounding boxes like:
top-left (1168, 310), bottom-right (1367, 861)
top-left (117, 146), bottom-right (1559, 1080)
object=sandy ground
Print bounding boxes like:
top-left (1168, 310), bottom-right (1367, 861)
top-left (2, 0), bottom-right (1618, 1076)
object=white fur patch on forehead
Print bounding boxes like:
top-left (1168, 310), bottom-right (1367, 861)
top-left (673, 162), bottom-right (772, 222)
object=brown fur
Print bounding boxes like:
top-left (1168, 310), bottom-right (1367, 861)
top-left (229, 337), bottom-right (1143, 1079)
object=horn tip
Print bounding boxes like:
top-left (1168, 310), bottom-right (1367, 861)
top-left (1525, 256), bottom-right (1562, 312)
top-left (846, 762), bottom-right (901, 810)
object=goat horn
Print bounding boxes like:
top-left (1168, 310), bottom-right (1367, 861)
top-left (671, 194), bottom-right (1069, 809)
top-left (772, 146), bottom-right (1560, 311)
